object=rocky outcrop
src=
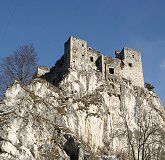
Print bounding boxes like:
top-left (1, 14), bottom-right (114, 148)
top-left (0, 68), bottom-right (165, 160)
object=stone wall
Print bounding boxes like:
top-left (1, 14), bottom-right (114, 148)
top-left (67, 37), bottom-right (102, 72)
top-left (117, 48), bottom-right (144, 87)
top-left (67, 37), bottom-right (144, 87)
top-left (34, 66), bottom-right (49, 78)
top-left (43, 36), bottom-right (144, 88)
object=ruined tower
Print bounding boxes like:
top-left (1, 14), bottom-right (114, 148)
top-left (116, 48), bottom-right (144, 87)
top-left (64, 36), bottom-right (100, 71)
top-left (46, 36), bottom-right (144, 88)
top-left (64, 36), bottom-right (144, 87)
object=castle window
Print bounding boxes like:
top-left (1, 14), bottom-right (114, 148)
top-left (109, 68), bottom-right (115, 74)
top-left (90, 56), bottom-right (94, 62)
top-left (82, 44), bottom-right (84, 47)
top-left (129, 63), bottom-right (133, 67)
top-left (132, 55), bottom-right (134, 58)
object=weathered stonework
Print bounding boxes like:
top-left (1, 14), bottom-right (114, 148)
top-left (34, 66), bottom-right (49, 78)
top-left (43, 37), bottom-right (144, 89)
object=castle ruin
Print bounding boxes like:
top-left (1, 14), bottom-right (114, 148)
top-left (43, 36), bottom-right (144, 88)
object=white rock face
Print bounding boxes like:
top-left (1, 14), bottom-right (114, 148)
top-left (0, 70), bottom-right (165, 160)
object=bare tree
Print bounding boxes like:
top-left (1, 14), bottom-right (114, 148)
top-left (0, 44), bottom-right (37, 96)
top-left (120, 100), bottom-right (165, 160)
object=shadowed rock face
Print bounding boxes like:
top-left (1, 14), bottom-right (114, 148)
top-left (63, 135), bottom-right (79, 159)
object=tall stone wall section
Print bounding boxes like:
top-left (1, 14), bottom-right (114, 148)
top-left (68, 37), bottom-right (101, 71)
top-left (67, 36), bottom-right (144, 87)
top-left (116, 48), bottom-right (144, 87)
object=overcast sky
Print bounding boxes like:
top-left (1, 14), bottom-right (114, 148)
top-left (0, 0), bottom-right (165, 105)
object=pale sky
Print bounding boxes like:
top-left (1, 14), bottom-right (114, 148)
top-left (0, 0), bottom-right (165, 105)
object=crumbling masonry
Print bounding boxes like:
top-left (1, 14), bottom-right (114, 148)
top-left (42, 36), bottom-right (144, 87)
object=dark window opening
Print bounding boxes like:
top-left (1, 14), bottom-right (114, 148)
top-left (120, 61), bottom-right (125, 69)
top-left (90, 57), bottom-right (94, 62)
top-left (109, 68), bottom-right (115, 74)
top-left (129, 63), bottom-right (133, 67)
top-left (82, 44), bottom-right (84, 47)
top-left (132, 55), bottom-right (134, 58)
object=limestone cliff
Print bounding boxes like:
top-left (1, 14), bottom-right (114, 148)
top-left (0, 37), bottom-right (165, 160)
top-left (0, 68), bottom-right (165, 160)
